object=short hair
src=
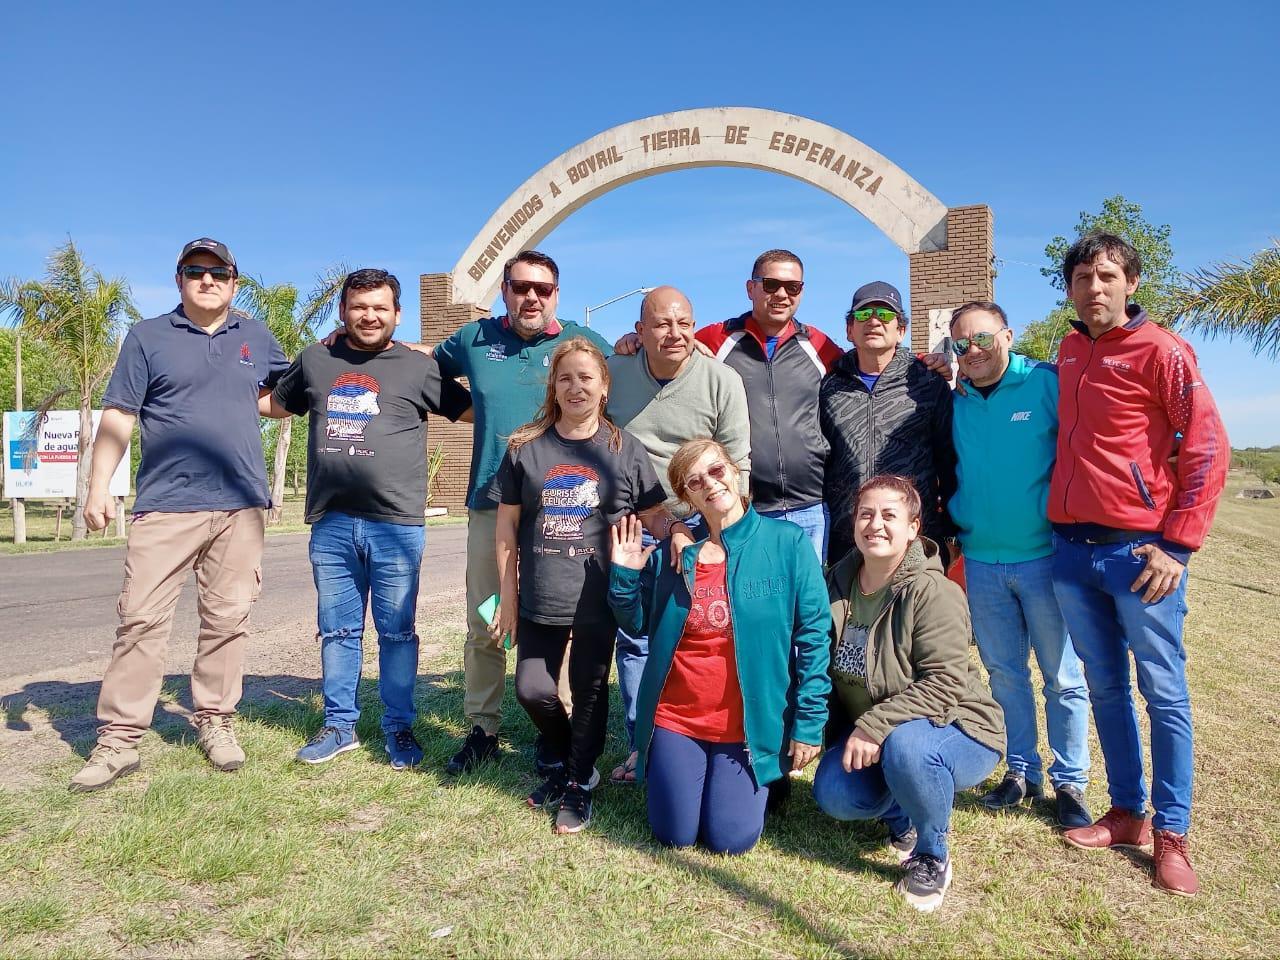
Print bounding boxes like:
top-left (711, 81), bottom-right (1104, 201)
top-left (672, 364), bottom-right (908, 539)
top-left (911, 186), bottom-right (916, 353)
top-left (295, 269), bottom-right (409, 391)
top-left (1062, 232), bottom-right (1141, 287)
top-left (341, 268), bottom-right (400, 309)
top-left (668, 437), bottom-right (739, 505)
top-left (949, 301), bottom-right (1008, 330)
top-left (751, 249), bottom-right (803, 278)
top-left (855, 474), bottom-right (922, 523)
top-left (503, 249), bottom-right (560, 284)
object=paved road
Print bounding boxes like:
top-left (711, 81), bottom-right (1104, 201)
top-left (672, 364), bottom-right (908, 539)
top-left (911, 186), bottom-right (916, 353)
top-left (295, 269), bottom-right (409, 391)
top-left (0, 524), bottom-right (468, 681)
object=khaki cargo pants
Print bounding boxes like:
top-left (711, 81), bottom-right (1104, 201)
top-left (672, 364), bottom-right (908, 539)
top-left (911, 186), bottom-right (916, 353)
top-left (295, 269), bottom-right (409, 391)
top-left (95, 509), bottom-right (265, 749)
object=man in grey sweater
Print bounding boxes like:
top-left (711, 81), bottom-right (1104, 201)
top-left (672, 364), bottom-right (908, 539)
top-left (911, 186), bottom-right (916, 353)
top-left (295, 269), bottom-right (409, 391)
top-left (605, 285), bottom-right (751, 783)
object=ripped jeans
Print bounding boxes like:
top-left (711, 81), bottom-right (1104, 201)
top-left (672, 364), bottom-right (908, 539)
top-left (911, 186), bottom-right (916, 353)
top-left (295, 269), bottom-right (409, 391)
top-left (309, 511), bottom-right (426, 734)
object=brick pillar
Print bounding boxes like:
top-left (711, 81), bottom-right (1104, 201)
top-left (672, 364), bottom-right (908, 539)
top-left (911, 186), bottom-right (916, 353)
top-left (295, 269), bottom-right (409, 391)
top-left (421, 273), bottom-right (489, 514)
top-left (907, 205), bottom-right (995, 353)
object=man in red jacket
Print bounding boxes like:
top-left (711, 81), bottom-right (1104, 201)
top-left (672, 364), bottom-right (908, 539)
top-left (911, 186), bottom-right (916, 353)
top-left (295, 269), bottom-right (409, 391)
top-left (1047, 233), bottom-right (1228, 897)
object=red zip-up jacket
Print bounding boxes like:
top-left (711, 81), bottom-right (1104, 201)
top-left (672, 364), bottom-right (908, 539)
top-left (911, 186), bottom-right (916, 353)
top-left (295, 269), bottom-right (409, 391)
top-left (1048, 305), bottom-right (1228, 552)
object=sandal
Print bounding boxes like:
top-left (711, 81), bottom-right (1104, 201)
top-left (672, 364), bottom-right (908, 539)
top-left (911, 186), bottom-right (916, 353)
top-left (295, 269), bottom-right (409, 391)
top-left (609, 751), bottom-right (638, 785)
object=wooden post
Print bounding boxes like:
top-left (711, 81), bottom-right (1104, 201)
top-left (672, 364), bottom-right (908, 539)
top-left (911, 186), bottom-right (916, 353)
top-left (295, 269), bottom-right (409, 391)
top-left (114, 496), bottom-right (125, 538)
top-left (54, 502), bottom-right (64, 541)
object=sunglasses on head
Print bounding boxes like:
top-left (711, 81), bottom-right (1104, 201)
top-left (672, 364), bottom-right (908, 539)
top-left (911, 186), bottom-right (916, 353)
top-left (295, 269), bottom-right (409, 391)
top-left (685, 461), bottom-right (731, 493)
top-left (506, 279), bottom-right (556, 298)
top-left (850, 306), bottom-right (900, 325)
top-left (180, 264), bottom-right (234, 283)
top-left (752, 277), bottom-right (804, 296)
top-left (951, 331), bottom-right (1000, 356)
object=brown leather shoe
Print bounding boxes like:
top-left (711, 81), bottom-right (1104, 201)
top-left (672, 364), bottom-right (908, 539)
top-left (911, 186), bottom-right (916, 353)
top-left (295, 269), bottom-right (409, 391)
top-left (1063, 805), bottom-right (1153, 851)
top-left (1153, 830), bottom-right (1199, 897)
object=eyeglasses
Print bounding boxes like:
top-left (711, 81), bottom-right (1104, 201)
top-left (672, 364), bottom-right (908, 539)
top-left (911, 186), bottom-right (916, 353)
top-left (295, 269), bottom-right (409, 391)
top-left (505, 279), bottom-right (557, 298)
top-left (752, 277), bottom-right (804, 296)
top-left (951, 331), bottom-right (1000, 356)
top-left (685, 461), bottom-right (731, 493)
top-left (180, 264), bottom-right (234, 283)
top-left (850, 307), bottom-right (899, 325)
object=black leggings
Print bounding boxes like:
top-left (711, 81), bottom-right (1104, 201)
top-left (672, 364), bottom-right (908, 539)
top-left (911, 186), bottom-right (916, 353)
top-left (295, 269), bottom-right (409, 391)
top-left (514, 615), bottom-right (616, 784)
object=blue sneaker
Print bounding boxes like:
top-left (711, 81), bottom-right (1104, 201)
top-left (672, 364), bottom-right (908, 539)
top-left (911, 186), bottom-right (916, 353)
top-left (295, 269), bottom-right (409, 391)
top-left (385, 729), bottom-right (424, 770)
top-left (296, 726), bottom-right (359, 764)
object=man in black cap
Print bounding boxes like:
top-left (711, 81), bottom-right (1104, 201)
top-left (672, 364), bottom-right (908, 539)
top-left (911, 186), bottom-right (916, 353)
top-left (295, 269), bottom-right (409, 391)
top-left (70, 238), bottom-right (288, 793)
top-left (818, 281), bottom-right (957, 566)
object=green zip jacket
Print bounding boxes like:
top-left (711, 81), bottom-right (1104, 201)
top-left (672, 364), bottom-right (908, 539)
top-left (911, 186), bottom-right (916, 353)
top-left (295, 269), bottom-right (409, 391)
top-left (825, 537), bottom-right (1005, 757)
top-left (608, 506), bottom-right (832, 785)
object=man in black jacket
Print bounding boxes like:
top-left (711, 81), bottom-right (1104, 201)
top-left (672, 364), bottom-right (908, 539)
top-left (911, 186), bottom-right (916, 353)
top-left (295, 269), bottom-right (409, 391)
top-left (819, 281), bottom-right (957, 566)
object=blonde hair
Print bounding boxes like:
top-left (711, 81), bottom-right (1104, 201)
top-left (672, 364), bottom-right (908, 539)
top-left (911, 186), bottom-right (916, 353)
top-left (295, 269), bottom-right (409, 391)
top-left (507, 337), bottom-right (622, 452)
top-left (667, 437), bottom-right (743, 507)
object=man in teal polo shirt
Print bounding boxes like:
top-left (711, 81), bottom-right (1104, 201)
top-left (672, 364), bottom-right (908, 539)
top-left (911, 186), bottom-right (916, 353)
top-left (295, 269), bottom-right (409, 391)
top-left (433, 250), bottom-right (612, 773)
top-left (948, 301), bottom-right (1091, 829)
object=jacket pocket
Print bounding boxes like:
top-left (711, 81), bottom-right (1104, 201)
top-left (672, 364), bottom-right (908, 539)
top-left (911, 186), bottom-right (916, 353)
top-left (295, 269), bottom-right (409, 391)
top-left (1129, 462), bottom-right (1157, 511)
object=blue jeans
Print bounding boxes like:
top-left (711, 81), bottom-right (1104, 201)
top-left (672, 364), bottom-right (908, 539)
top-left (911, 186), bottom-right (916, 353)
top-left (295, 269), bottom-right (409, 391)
top-left (759, 501), bottom-right (828, 565)
top-left (309, 512), bottom-right (425, 734)
top-left (1051, 533), bottom-right (1192, 833)
top-left (646, 726), bottom-right (768, 855)
top-left (965, 555), bottom-right (1090, 789)
top-left (813, 718), bottom-right (1000, 861)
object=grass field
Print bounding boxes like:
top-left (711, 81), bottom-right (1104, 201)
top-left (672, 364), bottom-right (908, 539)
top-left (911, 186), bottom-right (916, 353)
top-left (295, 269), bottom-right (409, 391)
top-left (1, 477), bottom-right (1278, 957)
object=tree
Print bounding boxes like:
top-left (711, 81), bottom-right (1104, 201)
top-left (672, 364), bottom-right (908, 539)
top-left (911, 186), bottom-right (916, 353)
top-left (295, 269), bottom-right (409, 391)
top-left (0, 241), bottom-right (139, 539)
top-left (1168, 242), bottom-right (1280, 360)
top-left (1015, 195), bottom-right (1176, 360)
top-left (235, 267), bottom-right (346, 524)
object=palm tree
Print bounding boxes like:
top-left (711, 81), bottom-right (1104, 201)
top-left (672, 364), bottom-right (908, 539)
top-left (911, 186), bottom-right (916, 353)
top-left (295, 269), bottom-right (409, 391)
top-left (1, 241), bottom-right (139, 540)
top-left (236, 266), bottom-right (347, 524)
top-left (1169, 242), bottom-right (1280, 359)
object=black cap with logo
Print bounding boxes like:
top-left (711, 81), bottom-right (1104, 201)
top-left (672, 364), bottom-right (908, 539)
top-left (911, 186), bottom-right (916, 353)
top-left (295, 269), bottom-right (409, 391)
top-left (177, 238), bottom-right (237, 274)
top-left (849, 280), bottom-right (905, 318)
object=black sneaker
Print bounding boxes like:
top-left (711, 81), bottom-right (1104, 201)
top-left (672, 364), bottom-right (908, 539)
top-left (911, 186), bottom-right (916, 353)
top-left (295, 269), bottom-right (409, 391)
top-left (1054, 783), bottom-right (1092, 829)
top-left (895, 853), bottom-right (952, 912)
top-left (446, 725), bottom-right (498, 775)
top-left (554, 781), bottom-right (593, 834)
top-left (527, 764), bottom-right (569, 809)
top-left (978, 772), bottom-right (1043, 811)
top-left (888, 826), bottom-right (917, 864)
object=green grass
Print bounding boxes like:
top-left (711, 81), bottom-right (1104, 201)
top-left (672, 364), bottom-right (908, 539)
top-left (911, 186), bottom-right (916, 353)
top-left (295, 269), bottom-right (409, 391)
top-left (1, 477), bottom-right (1278, 957)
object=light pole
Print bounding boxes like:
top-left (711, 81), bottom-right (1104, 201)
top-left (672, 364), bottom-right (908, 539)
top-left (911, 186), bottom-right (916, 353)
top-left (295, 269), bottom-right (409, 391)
top-left (584, 287), bottom-right (654, 327)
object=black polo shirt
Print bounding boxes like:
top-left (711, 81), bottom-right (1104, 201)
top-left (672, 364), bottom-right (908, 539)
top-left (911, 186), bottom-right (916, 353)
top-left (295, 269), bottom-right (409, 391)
top-left (102, 305), bottom-right (288, 512)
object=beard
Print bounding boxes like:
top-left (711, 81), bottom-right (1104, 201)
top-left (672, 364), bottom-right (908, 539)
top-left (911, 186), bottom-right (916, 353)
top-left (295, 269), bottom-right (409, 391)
top-left (509, 310), bottom-right (551, 338)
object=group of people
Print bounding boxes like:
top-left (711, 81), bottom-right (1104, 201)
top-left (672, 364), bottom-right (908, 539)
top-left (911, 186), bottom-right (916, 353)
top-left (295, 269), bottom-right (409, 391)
top-left (68, 232), bottom-right (1229, 913)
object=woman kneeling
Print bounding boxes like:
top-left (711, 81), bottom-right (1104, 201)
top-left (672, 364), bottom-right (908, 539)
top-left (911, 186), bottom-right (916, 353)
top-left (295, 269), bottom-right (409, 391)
top-left (814, 475), bottom-right (1005, 912)
top-left (609, 438), bottom-right (831, 855)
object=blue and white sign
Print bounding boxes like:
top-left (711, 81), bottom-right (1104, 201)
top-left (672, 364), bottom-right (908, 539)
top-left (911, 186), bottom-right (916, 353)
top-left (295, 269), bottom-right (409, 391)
top-left (3, 411), bottom-right (130, 499)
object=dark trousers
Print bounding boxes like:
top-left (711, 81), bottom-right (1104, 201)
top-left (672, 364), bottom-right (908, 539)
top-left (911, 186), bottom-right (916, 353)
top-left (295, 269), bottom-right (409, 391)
top-left (646, 726), bottom-right (770, 855)
top-left (514, 615), bottom-right (616, 784)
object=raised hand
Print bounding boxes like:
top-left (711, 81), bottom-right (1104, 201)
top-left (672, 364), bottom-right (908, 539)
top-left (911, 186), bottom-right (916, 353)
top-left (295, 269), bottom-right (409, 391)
top-left (611, 514), bottom-right (656, 570)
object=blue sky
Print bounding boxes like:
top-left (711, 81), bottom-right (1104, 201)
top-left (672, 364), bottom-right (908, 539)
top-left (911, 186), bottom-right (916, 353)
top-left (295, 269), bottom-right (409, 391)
top-left (3, 1), bottom-right (1277, 445)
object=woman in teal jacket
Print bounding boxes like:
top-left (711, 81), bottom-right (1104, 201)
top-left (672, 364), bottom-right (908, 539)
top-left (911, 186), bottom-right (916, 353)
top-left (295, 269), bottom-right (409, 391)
top-left (609, 438), bottom-right (831, 854)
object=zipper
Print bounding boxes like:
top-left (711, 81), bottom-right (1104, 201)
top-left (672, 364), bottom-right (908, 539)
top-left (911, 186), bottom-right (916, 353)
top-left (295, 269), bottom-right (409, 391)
top-left (1059, 337), bottom-right (1096, 519)
top-left (765, 351), bottom-right (788, 511)
top-left (720, 537), bottom-right (755, 767)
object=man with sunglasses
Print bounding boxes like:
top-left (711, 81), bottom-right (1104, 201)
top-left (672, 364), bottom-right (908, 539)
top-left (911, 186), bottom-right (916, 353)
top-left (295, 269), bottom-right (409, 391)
top-left (694, 250), bottom-right (842, 562)
top-left (433, 250), bottom-right (613, 775)
top-left (946, 301), bottom-right (1092, 830)
top-left (70, 238), bottom-right (289, 793)
top-left (818, 281), bottom-right (957, 567)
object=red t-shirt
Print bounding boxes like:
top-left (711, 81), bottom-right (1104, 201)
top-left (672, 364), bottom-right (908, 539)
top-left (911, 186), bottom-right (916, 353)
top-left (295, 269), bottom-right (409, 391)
top-left (655, 560), bottom-right (746, 743)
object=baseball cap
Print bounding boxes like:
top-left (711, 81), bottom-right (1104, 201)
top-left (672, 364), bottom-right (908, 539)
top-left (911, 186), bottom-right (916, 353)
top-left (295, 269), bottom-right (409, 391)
top-left (849, 281), bottom-right (905, 317)
top-left (177, 238), bottom-right (237, 273)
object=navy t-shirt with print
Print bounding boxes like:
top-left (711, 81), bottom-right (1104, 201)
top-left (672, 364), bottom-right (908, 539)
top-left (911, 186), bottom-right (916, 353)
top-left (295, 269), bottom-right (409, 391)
top-left (495, 425), bottom-right (665, 626)
top-left (101, 307), bottom-right (289, 513)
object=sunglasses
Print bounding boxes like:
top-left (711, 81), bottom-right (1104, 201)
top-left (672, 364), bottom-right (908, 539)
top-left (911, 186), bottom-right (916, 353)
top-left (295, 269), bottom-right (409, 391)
top-left (752, 277), bottom-right (804, 296)
top-left (506, 279), bottom-right (556, 298)
top-left (180, 264), bottom-right (234, 283)
top-left (850, 307), bottom-right (899, 324)
top-left (685, 461), bottom-right (731, 493)
top-left (951, 331), bottom-right (1000, 356)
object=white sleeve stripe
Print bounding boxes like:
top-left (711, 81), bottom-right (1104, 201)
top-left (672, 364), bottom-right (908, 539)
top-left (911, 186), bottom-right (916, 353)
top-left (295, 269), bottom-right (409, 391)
top-left (797, 335), bottom-right (825, 374)
top-left (715, 330), bottom-right (747, 362)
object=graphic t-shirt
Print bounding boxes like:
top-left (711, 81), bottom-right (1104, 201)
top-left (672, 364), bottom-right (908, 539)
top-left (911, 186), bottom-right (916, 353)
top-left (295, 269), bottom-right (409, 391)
top-left (273, 340), bottom-right (471, 524)
top-left (495, 424), bottom-right (665, 625)
top-left (832, 583), bottom-right (891, 721)
top-left (655, 560), bottom-right (746, 743)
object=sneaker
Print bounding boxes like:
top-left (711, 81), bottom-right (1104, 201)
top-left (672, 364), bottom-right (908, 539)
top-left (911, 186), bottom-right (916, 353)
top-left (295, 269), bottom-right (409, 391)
top-left (1153, 830), bottom-right (1199, 897)
top-left (68, 743), bottom-right (140, 793)
top-left (527, 764), bottom-right (569, 809)
top-left (446, 725), bottom-right (499, 775)
top-left (895, 853), bottom-right (952, 912)
top-left (978, 772), bottom-right (1043, 811)
top-left (385, 728), bottom-right (424, 770)
top-left (554, 781), bottom-right (594, 834)
top-left (1063, 805), bottom-right (1153, 852)
top-left (888, 826), bottom-right (917, 864)
top-left (195, 716), bottom-right (245, 772)
top-left (1054, 784), bottom-right (1093, 829)
top-left (296, 725), bottom-right (360, 765)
